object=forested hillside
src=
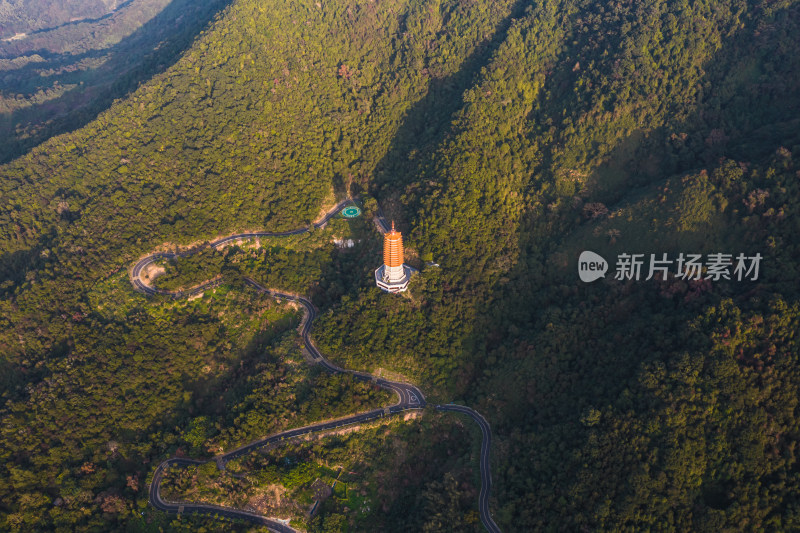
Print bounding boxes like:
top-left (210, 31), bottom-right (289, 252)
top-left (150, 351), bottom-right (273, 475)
top-left (2, 0), bottom-right (800, 531)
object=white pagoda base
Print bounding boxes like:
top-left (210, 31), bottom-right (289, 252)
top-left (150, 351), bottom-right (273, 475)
top-left (374, 264), bottom-right (416, 293)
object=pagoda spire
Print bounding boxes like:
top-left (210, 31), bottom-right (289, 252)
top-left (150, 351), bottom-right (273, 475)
top-left (383, 221), bottom-right (404, 268)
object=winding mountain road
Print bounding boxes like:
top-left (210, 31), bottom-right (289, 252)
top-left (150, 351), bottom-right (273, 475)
top-left (134, 199), bottom-right (498, 532)
top-left (436, 404), bottom-right (500, 533)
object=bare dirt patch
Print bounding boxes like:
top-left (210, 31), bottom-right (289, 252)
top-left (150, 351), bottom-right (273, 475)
top-left (140, 262), bottom-right (165, 282)
top-left (245, 484), bottom-right (300, 518)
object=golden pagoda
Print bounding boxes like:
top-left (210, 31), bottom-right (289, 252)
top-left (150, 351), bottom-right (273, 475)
top-left (375, 221), bottom-right (414, 293)
top-left (383, 221), bottom-right (404, 268)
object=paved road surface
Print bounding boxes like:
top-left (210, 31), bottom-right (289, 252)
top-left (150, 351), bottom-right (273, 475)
top-left (134, 199), bottom-right (499, 532)
top-left (437, 404), bottom-right (500, 533)
top-left (131, 199), bottom-right (356, 298)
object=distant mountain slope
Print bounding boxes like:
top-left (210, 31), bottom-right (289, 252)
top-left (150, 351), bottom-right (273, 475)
top-left (0, 0), bottom-right (161, 57)
top-left (0, 0), bottom-right (118, 38)
top-left (0, 0), bottom-right (229, 164)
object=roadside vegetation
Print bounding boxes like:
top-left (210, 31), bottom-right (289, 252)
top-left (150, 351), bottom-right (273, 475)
top-left (161, 413), bottom-right (479, 532)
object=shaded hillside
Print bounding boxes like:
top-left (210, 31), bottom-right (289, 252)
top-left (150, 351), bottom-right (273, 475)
top-left (316, 0), bottom-right (800, 530)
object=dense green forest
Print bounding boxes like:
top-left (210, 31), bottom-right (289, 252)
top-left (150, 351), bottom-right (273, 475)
top-left (2, 0), bottom-right (800, 531)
